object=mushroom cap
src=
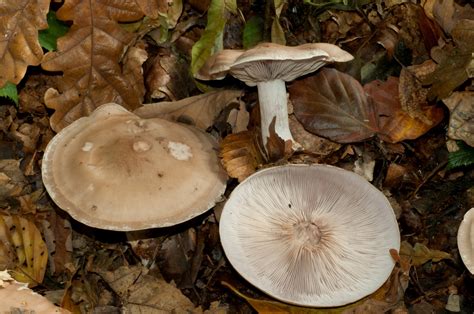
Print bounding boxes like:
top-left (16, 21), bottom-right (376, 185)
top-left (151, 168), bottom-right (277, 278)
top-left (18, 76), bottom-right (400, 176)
top-left (457, 208), bottom-right (474, 274)
top-left (219, 164), bottom-right (400, 307)
top-left (42, 103), bottom-right (227, 231)
top-left (196, 42), bottom-right (353, 86)
top-left (0, 270), bottom-right (69, 313)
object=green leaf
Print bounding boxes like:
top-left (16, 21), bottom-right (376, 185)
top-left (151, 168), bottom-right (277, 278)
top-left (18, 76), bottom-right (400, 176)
top-left (0, 82), bottom-right (18, 105)
top-left (243, 16), bottom-right (264, 49)
top-left (448, 141), bottom-right (474, 170)
top-left (191, 0), bottom-right (231, 84)
top-left (38, 11), bottom-right (69, 52)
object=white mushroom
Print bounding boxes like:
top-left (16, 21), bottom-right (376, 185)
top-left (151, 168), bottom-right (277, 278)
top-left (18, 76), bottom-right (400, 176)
top-left (219, 164), bottom-right (400, 307)
top-left (457, 208), bottom-right (474, 274)
top-left (195, 43), bottom-right (353, 151)
top-left (42, 103), bottom-right (227, 231)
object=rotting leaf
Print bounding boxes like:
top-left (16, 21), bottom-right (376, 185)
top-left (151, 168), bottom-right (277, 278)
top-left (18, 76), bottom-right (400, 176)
top-left (0, 215), bottom-right (48, 287)
top-left (399, 67), bottom-right (431, 125)
top-left (0, 0), bottom-right (49, 87)
top-left (41, 0), bottom-right (146, 132)
top-left (97, 265), bottom-right (195, 312)
top-left (134, 90), bottom-right (242, 131)
top-left (364, 76), bottom-right (444, 143)
top-left (290, 68), bottom-right (379, 143)
top-left (400, 241), bottom-right (453, 267)
top-left (220, 130), bottom-right (264, 182)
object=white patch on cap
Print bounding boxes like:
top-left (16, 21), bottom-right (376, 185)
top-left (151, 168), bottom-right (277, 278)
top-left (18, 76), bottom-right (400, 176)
top-left (82, 142), bottom-right (94, 151)
top-left (168, 141), bottom-right (192, 161)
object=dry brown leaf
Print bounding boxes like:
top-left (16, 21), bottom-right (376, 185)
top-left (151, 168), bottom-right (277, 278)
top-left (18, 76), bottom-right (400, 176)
top-left (443, 91), bottom-right (474, 146)
top-left (97, 265), bottom-right (195, 312)
top-left (364, 77), bottom-right (444, 143)
top-left (227, 101), bottom-right (250, 133)
top-left (134, 90), bottom-right (242, 131)
top-left (0, 0), bottom-right (50, 87)
top-left (290, 68), bottom-right (379, 143)
top-left (220, 131), bottom-right (263, 182)
top-left (400, 241), bottom-right (453, 266)
top-left (41, 0), bottom-right (146, 132)
top-left (430, 0), bottom-right (474, 34)
top-left (0, 160), bottom-right (26, 201)
top-left (0, 215), bottom-right (48, 287)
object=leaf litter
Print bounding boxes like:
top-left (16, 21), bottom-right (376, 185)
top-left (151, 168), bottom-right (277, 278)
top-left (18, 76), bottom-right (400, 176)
top-left (0, 0), bottom-right (473, 312)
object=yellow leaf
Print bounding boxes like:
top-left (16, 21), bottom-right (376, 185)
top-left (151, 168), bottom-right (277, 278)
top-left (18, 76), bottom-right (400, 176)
top-left (0, 215), bottom-right (48, 287)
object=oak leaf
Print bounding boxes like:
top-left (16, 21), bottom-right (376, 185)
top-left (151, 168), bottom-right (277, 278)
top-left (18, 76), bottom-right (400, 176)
top-left (0, 0), bottom-right (50, 87)
top-left (41, 0), bottom-right (146, 131)
top-left (289, 68), bottom-right (379, 143)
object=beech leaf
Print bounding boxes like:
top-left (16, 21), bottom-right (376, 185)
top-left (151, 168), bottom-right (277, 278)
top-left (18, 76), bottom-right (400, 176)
top-left (364, 77), bottom-right (444, 143)
top-left (0, 0), bottom-right (50, 86)
top-left (41, 0), bottom-right (146, 131)
top-left (289, 68), bottom-right (379, 143)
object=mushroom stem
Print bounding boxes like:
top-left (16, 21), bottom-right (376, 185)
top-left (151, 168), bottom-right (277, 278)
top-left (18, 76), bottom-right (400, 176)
top-left (256, 79), bottom-right (296, 150)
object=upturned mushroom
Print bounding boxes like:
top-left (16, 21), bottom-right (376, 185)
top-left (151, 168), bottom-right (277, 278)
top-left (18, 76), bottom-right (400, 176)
top-left (219, 164), bottom-right (400, 307)
top-left (195, 42), bottom-right (353, 151)
top-left (42, 103), bottom-right (227, 231)
top-left (458, 208), bottom-right (473, 274)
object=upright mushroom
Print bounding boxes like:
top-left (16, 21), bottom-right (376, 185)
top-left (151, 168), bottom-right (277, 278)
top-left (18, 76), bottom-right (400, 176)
top-left (458, 208), bottom-right (473, 274)
top-left (195, 42), bottom-right (353, 150)
top-left (219, 164), bottom-right (400, 307)
top-left (42, 103), bottom-right (227, 231)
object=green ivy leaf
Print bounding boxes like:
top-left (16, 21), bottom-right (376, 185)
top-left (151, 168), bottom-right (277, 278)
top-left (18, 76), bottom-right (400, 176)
top-left (38, 11), bottom-right (69, 52)
top-left (0, 82), bottom-right (18, 105)
top-left (448, 141), bottom-right (474, 170)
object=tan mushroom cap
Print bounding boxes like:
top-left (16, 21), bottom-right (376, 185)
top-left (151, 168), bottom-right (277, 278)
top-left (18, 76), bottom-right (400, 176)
top-left (196, 42), bottom-right (354, 86)
top-left (219, 164), bottom-right (400, 307)
top-left (42, 103), bottom-right (227, 231)
top-left (0, 271), bottom-right (69, 313)
top-left (458, 208), bottom-right (474, 274)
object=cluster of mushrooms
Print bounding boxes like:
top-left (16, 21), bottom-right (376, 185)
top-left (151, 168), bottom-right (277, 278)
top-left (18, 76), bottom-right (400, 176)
top-left (42, 42), bottom-right (417, 307)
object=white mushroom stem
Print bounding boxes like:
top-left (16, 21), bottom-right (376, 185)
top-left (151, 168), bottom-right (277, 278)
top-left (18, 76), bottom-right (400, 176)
top-left (257, 79), bottom-right (297, 151)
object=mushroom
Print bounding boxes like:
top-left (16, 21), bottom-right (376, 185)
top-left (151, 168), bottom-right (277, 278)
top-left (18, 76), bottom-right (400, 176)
top-left (195, 42), bottom-right (353, 151)
top-left (42, 103), bottom-right (227, 231)
top-left (219, 164), bottom-right (400, 307)
top-left (0, 270), bottom-right (69, 313)
top-left (457, 208), bottom-right (473, 274)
